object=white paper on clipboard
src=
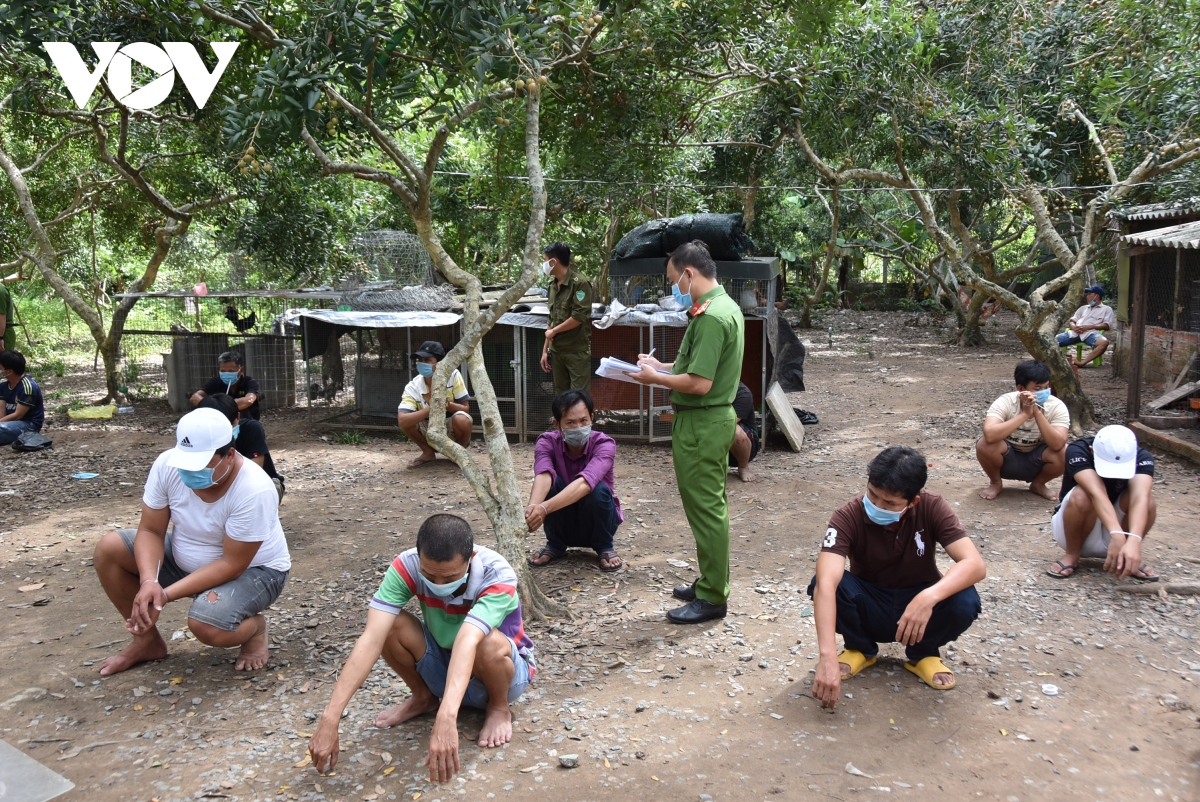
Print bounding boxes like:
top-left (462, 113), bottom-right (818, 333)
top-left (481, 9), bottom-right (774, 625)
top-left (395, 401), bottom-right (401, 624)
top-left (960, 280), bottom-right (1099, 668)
top-left (594, 356), bottom-right (671, 387)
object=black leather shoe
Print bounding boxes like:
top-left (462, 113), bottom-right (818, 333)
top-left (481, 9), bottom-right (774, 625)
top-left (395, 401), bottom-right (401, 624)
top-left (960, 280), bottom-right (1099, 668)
top-left (666, 598), bottom-right (727, 624)
top-left (672, 581), bottom-right (697, 602)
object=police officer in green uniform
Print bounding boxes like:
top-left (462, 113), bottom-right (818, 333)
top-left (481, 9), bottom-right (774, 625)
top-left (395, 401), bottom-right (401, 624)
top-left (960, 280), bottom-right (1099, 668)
top-left (627, 240), bottom-right (744, 624)
top-left (541, 242), bottom-right (593, 395)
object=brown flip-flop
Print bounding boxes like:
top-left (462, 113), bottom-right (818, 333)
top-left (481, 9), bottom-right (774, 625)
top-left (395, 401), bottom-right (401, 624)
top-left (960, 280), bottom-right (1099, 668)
top-left (1046, 560), bottom-right (1077, 579)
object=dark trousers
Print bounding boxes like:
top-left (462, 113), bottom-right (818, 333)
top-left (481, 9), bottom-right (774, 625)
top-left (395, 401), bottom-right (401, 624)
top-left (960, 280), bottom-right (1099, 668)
top-left (806, 572), bottom-right (981, 663)
top-left (543, 478), bottom-right (619, 554)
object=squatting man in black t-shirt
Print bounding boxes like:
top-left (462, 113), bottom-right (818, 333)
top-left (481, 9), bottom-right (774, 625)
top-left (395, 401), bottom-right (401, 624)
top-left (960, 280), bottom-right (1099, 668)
top-left (1047, 424), bottom-right (1158, 581)
top-left (198, 393), bottom-right (286, 502)
top-left (807, 446), bottom-right (986, 709)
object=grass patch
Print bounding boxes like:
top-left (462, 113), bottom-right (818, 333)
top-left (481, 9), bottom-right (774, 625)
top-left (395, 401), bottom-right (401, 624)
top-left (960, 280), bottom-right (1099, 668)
top-left (336, 430), bottom-right (368, 445)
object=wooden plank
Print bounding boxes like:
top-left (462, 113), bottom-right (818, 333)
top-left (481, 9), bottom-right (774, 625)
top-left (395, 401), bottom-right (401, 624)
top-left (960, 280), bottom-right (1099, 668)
top-left (1126, 260), bottom-right (1151, 420)
top-left (765, 381), bottom-right (804, 453)
top-left (1167, 349), bottom-right (1197, 393)
top-left (1145, 380), bottom-right (1199, 411)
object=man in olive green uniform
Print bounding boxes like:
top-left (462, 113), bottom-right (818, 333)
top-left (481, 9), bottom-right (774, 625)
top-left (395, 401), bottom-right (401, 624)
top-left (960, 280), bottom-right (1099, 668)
top-left (540, 242), bottom-right (593, 395)
top-left (0, 281), bottom-right (16, 351)
top-left (627, 240), bottom-right (744, 624)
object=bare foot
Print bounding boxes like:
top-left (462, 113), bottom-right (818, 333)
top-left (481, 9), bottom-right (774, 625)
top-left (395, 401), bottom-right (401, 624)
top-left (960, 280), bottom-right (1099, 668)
top-left (374, 694), bottom-right (440, 728)
top-left (839, 661), bottom-right (851, 678)
top-left (235, 624), bottom-right (270, 671)
top-left (478, 705), bottom-right (512, 748)
top-left (932, 672), bottom-right (954, 688)
top-left (736, 466), bottom-right (757, 483)
top-left (98, 631), bottom-right (168, 676)
top-left (978, 481), bottom-right (1004, 500)
top-left (407, 454), bottom-right (437, 469)
top-left (1028, 482), bottom-right (1057, 501)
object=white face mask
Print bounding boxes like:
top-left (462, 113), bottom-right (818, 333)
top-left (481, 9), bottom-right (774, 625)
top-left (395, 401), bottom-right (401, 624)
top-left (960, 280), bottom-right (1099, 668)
top-left (541, 260), bottom-right (554, 276)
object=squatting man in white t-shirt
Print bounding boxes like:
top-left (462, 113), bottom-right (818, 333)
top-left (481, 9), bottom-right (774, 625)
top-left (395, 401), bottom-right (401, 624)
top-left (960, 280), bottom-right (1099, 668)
top-left (976, 359), bottom-right (1070, 501)
top-left (92, 408), bottom-right (291, 676)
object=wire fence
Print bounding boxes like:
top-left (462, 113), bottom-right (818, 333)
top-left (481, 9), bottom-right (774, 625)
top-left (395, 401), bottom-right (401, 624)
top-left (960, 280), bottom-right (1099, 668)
top-left (1120, 247), bottom-right (1200, 419)
top-left (117, 294), bottom-right (337, 407)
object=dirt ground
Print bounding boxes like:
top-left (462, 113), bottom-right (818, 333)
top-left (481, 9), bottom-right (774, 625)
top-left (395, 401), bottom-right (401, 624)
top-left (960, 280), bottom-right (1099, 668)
top-left (2, 309), bottom-right (1198, 802)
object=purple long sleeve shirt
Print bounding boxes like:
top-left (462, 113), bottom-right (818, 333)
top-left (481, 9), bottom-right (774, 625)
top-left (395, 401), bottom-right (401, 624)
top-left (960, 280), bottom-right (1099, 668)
top-left (533, 430), bottom-right (624, 522)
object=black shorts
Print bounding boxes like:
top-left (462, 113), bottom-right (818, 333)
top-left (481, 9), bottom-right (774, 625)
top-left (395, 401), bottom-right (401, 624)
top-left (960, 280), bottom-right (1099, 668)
top-left (729, 422), bottom-right (760, 466)
top-left (1000, 442), bottom-right (1048, 482)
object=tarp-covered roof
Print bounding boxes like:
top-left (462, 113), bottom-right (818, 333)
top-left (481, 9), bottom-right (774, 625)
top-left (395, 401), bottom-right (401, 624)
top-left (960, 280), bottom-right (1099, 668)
top-left (1121, 220), bottom-right (1200, 250)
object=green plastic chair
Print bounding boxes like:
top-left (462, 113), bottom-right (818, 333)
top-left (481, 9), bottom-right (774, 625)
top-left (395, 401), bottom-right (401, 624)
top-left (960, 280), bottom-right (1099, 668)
top-left (1063, 330), bottom-right (1102, 367)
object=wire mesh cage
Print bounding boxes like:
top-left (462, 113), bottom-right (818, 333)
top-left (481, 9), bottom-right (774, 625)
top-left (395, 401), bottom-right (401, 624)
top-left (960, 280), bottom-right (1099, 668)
top-left (116, 291), bottom-right (338, 409)
top-left (607, 256), bottom-right (779, 318)
top-left (349, 230), bottom-right (437, 285)
top-left (303, 315), bottom-right (524, 435)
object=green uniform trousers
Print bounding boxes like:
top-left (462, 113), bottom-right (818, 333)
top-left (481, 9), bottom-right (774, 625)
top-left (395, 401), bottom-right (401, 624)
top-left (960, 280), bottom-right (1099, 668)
top-left (672, 405), bottom-right (737, 605)
top-left (551, 349), bottom-right (592, 395)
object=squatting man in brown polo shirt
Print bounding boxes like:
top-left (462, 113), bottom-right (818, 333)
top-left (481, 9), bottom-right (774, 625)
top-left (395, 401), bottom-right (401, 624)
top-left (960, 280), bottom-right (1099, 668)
top-left (807, 446), bottom-right (987, 708)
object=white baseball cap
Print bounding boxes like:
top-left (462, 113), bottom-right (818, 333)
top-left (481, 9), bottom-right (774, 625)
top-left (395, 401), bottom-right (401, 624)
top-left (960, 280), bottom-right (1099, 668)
top-left (1092, 424), bottom-right (1138, 479)
top-left (166, 408), bottom-right (234, 471)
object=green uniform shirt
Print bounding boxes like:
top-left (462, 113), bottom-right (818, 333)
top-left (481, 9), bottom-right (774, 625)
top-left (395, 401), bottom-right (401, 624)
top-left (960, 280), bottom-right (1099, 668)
top-left (547, 269), bottom-right (593, 353)
top-left (0, 282), bottom-right (14, 351)
top-left (670, 285), bottom-right (744, 408)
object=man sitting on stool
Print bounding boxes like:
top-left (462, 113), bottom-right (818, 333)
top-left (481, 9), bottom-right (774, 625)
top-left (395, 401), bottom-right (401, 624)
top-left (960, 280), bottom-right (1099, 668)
top-left (1056, 285), bottom-right (1114, 369)
top-left (397, 341), bottom-right (472, 468)
top-left (729, 381), bottom-right (760, 483)
top-left (525, 390), bottom-right (624, 572)
top-left (809, 446), bottom-right (985, 709)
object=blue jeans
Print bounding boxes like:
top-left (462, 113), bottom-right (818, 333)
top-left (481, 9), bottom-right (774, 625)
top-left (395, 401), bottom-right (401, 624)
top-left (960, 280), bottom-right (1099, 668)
top-left (542, 478), bottom-right (620, 554)
top-left (1056, 330), bottom-right (1101, 348)
top-left (806, 572), bottom-right (981, 663)
top-left (0, 420), bottom-right (34, 445)
top-left (414, 621), bottom-right (531, 708)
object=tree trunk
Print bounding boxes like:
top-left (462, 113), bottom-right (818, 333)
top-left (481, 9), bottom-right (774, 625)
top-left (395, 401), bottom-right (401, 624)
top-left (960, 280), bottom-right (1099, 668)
top-left (957, 291), bottom-right (986, 347)
top-left (401, 91), bottom-right (565, 620)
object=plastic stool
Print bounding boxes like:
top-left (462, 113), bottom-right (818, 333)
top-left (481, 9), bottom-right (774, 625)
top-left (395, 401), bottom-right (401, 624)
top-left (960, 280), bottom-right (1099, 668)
top-left (1064, 331), bottom-right (1102, 367)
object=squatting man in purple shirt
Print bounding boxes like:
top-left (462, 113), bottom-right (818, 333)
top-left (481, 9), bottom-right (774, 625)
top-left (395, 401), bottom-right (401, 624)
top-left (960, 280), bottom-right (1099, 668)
top-left (525, 389), bottom-right (625, 571)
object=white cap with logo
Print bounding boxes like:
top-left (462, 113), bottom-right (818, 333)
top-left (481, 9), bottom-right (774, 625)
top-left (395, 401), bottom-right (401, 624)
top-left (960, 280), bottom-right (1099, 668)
top-left (166, 408), bottom-right (234, 471)
top-left (1092, 424), bottom-right (1138, 480)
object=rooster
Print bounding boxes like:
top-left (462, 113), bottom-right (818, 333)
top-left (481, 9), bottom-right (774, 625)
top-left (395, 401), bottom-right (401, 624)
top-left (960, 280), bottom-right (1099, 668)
top-left (224, 305), bottom-right (256, 333)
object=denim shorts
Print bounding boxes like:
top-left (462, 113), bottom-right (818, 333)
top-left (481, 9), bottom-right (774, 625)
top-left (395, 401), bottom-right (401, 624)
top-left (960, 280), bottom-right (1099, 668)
top-left (414, 622), bottom-right (532, 708)
top-left (1057, 330), bottom-right (1101, 347)
top-left (117, 529), bottom-right (289, 632)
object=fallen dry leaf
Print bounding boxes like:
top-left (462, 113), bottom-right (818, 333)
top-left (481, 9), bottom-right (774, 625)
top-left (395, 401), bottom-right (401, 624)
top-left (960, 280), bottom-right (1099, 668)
top-left (294, 754), bottom-right (312, 768)
top-left (18, 583), bottom-right (45, 593)
top-left (383, 767), bottom-right (395, 776)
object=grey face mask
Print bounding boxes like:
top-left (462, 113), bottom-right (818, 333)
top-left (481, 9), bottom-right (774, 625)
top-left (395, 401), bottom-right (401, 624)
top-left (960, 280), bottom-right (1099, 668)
top-left (562, 425), bottom-right (592, 447)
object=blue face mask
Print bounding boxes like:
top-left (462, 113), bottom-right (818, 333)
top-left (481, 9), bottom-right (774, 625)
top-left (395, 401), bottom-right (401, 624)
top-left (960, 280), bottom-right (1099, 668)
top-left (219, 370), bottom-right (240, 385)
top-left (423, 573), bottom-right (467, 599)
top-left (863, 493), bottom-right (905, 526)
top-left (1088, 299), bottom-right (1098, 307)
top-left (178, 467), bottom-right (216, 490)
top-left (177, 457), bottom-right (231, 491)
top-left (672, 282), bottom-right (692, 308)
top-left (231, 423), bottom-right (241, 440)
top-left (1034, 388), bottom-right (1052, 406)
top-left (416, 362), bottom-right (435, 378)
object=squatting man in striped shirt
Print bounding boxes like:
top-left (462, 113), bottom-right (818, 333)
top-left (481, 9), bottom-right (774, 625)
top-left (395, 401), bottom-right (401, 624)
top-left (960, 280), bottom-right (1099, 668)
top-left (308, 514), bottom-right (535, 784)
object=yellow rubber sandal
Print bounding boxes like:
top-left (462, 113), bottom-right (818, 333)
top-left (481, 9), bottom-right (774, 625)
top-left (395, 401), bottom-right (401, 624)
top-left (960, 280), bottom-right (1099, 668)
top-left (838, 649), bottom-right (878, 678)
top-left (904, 656), bottom-right (956, 690)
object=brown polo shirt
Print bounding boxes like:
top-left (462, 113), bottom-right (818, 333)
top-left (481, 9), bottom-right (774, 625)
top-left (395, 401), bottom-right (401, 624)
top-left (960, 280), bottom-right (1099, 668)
top-left (820, 490), bottom-right (967, 588)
